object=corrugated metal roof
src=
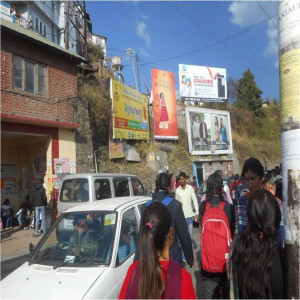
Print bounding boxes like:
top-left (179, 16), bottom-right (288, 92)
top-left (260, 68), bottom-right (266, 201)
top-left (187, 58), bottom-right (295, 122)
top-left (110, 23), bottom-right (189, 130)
top-left (1, 18), bottom-right (86, 62)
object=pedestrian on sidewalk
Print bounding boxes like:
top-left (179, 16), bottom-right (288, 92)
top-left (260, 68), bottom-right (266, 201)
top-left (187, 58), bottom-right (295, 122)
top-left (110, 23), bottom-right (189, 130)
top-left (1, 199), bottom-right (13, 229)
top-left (120, 201), bottom-right (196, 299)
top-left (31, 178), bottom-right (47, 237)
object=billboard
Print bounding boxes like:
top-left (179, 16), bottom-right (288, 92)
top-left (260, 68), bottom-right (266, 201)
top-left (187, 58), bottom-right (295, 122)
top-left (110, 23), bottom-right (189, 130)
top-left (111, 79), bottom-right (149, 140)
top-left (179, 64), bottom-right (227, 102)
top-left (185, 107), bottom-right (233, 155)
top-left (152, 69), bottom-right (178, 140)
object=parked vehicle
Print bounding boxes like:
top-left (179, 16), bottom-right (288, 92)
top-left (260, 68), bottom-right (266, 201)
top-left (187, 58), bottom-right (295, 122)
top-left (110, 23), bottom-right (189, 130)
top-left (57, 173), bottom-right (147, 216)
top-left (1, 196), bottom-right (151, 299)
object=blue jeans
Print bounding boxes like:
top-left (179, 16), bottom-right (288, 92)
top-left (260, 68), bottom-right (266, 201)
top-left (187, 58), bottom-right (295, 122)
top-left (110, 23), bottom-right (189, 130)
top-left (17, 212), bottom-right (26, 225)
top-left (35, 206), bottom-right (46, 235)
top-left (182, 217), bottom-right (193, 261)
top-left (5, 216), bottom-right (12, 228)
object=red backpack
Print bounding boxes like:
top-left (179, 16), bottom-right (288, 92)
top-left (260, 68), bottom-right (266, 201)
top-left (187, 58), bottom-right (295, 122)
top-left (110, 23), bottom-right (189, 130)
top-left (201, 201), bottom-right (232, 273)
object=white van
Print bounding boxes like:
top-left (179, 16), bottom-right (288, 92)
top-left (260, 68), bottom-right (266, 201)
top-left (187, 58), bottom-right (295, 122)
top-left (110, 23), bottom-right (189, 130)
top-left (57, 173), bottom-right (146, 216)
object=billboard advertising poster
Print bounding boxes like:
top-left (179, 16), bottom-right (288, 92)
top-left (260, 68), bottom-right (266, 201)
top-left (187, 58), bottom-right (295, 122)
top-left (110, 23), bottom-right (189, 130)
top-left (185, 107), bottom-right (233, 155)
top-left (152, 69), bottom-right (178, 140)
top-left (110, 79), bottom-right (149, 140)
top-left (179, 64), bottom-right (227, 102)
top-left (109, 140), bottom-right (126, 159)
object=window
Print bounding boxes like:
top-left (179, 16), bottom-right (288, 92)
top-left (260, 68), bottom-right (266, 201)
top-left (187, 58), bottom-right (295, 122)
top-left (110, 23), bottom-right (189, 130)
top-left (117, 208), bottom-right (138, 265)
top-left (44, 25), bottom-right (46, 37)
top-left (113, 178), bottom-right (129, 197)
top-left (40, 21), bottom-right (42, 35)
top-left (95, 179), bottom-right (111, 200)
top-left (35, 18), bottom-right (38, 31)
top-left (60, 179), bottom-right (89, 203)
top-left (13, 55), bottom-right (47, 96)
top-left (131, 178), bottom-right (145, 196)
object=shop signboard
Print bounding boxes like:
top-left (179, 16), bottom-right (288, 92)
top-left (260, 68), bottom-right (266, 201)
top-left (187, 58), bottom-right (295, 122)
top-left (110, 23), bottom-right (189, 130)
top-left (179, 64), bottom-right (227, 102)
top-left (111, 79), bottom-right (149, 140)
top-left (185, 107), bottom-right (233, 155)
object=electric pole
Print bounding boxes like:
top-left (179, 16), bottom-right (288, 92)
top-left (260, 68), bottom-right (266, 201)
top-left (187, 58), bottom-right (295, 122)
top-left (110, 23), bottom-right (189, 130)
top-left (65, 0), bottom-right (69, 50)
top-left (126, 48), bottom-right (138, 91)
top-left (136, 54), bottom-right (141, 92)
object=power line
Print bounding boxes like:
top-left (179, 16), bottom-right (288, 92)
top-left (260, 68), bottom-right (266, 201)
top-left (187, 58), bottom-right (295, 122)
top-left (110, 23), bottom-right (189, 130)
top-left (122, 14), bottom-right (275, 69)
top-left (256, 1), bottom-right (277, 28)
top-left (190, 2), bottom-right (274, 72)
top-left (168, 2), bottom-right (273, 75)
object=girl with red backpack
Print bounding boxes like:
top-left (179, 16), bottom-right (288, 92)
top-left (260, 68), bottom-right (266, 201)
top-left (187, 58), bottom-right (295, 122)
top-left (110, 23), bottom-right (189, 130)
top-left (199, 173), bottom-right (235, 299)
top-left (119, 201), bottom-right (196, 299)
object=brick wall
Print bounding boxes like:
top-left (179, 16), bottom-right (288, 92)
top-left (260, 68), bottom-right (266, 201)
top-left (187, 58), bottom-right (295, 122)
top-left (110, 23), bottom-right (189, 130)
top-left (1, 30), bottom-right (79, 124)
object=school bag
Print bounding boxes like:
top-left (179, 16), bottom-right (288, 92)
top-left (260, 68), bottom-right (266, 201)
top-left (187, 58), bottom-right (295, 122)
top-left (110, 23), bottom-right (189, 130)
top-left (201, 201), bottom-right (232, 273)
top-left (145, 196), bottom-right (173, 207)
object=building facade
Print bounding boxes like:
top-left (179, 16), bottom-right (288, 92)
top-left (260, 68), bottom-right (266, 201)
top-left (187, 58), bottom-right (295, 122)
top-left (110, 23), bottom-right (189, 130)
top-left (1, 19), bottom-right (85, 212)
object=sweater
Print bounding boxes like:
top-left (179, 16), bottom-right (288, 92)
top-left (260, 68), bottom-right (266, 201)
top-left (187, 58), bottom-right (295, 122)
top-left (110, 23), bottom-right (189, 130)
top-left (119, 260), bottom-right (196, 299)
top-left (31, 183), bottom-right (47, 208)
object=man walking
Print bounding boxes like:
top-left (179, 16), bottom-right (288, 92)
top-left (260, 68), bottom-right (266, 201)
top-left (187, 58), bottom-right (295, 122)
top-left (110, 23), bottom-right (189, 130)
top-left (176, 172), bottom-right (199, 239)
top-left (31, 178), bottom-right (47, 237)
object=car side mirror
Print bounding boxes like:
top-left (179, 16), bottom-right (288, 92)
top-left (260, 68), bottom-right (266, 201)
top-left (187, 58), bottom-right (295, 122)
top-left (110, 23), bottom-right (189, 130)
top-left (29, 242), bottom-right (35, 254)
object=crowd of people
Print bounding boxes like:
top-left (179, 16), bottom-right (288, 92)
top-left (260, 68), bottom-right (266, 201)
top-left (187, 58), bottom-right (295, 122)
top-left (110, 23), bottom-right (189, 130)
top-left (120, 157), bottom-right (285, 299)
top-left (1, 178), bottom-right (49, 236)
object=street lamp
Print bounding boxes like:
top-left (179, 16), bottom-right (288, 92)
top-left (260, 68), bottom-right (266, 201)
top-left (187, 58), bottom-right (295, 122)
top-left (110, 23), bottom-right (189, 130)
top-left (94, 146), bottom-right (108, 173)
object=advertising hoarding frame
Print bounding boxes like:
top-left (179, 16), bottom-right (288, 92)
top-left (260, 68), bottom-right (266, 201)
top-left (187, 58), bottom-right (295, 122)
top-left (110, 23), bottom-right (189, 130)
top-left (185, 107), bottom-right (233, 156)
top-left (179, 64), bottom-right (227, 103)
top-left (110, 79), bottom-right (150, 140)
top-left (152, 68), bottom-right (178, 140)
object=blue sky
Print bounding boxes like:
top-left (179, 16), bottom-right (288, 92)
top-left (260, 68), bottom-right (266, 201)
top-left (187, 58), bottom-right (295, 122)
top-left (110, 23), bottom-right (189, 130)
top-left (86, 1), bottom-right (279, 101)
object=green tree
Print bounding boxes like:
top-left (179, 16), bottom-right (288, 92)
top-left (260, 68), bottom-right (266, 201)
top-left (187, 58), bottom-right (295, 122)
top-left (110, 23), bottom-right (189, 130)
top-left (227, 76), bottom-right (238, 104)
top-left (233, 69), bottom-right (263, 114)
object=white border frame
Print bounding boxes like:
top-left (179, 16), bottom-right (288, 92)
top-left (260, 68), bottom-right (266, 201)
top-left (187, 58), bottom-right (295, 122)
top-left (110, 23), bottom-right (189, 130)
top-left (185, 107), bottom-right (233, 155)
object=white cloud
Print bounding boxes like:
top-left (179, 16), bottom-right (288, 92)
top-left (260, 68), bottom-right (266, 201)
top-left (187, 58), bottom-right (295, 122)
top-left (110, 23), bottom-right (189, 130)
top-left (139, 47), bottom-right (150, 57)
top-left (229, 1), bottom-right (278, 57)
top-left (136, 21), bottom-right (151, 47)
top-left (265, 19), bottom-right (278, 56)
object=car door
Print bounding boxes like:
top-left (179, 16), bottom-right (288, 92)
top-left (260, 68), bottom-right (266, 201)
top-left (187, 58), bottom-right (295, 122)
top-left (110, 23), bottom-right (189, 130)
top-left (113, 206), bottom-right (139, 298)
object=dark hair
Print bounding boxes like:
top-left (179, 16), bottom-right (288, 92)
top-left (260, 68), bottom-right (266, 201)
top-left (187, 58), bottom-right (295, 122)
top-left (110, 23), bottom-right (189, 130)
top-left (205, 173), bottom-right (224, 202)
top-left (275, 179), bottom-right (283, 201)
top-left (213, 169), bottom-right (223, 178)
top-left (275, 166), bottom-right (281, 175)
top-left (262, 173), bottom-right (272, 185)
top-left (138, 202), bottom-right (172, 299)
top-left (3, 199), bottom-right (10, 205)
top-left (155, 172), bottom-right (171, 193)
top-left (215, 116), bottom-right (218, 127)
top-left (230, 190), bottom-right (280, 299)
top-left (178, 171), bottom-right (186, 179)
top-left (241, 157), bottom-right (264, 179)
top-left (159, 92), bottom-right (164, 98)
top-left (234, 174), bottom-right (240, 181)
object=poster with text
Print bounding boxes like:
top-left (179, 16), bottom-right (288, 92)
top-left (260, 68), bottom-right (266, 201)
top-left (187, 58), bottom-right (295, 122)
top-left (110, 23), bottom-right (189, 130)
top-left (185, 107), bottom-right (233, 155)
top-left (111, 79), bottom-right (149, 140)
top-left (179, 64), bottom-right (227, 102)
top-left (152, 69), bottom-right (178, 140)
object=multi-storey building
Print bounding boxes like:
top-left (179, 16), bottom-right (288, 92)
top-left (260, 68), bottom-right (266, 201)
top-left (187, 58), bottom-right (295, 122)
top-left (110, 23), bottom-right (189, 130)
top-left (1, 18), bottom-right (86, 212)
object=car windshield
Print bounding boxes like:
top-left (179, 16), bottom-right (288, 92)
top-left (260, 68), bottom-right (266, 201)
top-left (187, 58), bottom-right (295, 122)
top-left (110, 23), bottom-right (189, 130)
top-left (29, 211), bottom-right (117, 268)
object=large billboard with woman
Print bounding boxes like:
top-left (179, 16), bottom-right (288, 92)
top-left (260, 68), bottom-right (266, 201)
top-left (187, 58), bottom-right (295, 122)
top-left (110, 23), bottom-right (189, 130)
top-left (185, 107), bottom-right (233, 155)
top-left (152, 69), bottom-right (178, 140)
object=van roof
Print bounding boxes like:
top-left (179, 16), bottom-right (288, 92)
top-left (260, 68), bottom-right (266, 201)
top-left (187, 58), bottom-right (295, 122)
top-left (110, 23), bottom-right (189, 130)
top-left (64, 196), bottom-right (151, 213)
top-left (62, 173), bottom-right (139, 179)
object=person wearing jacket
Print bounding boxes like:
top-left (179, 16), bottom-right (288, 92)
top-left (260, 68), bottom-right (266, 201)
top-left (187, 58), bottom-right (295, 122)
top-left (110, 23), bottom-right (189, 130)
top-left (134, 172), bottom-right (194, 268)
top-left (31, 178), bottom-right (47, 237)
